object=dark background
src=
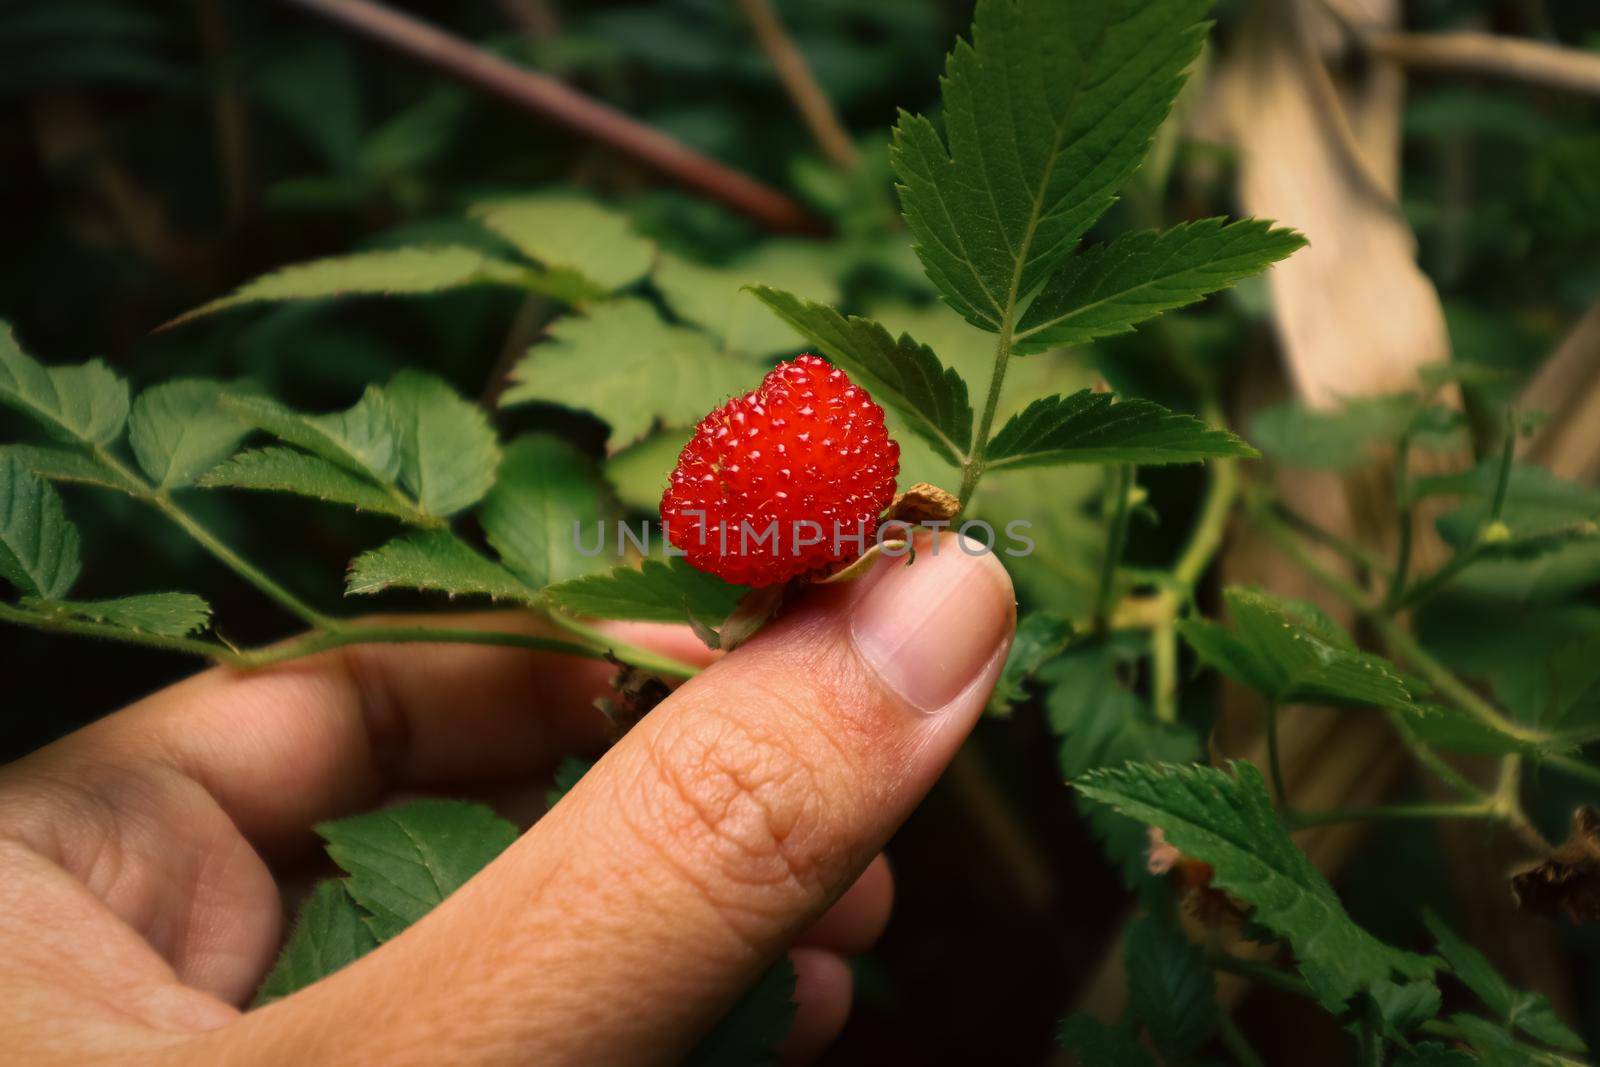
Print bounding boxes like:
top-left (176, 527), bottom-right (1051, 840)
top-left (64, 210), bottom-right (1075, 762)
top-left (2, 1), bottom-right (1597, 1063)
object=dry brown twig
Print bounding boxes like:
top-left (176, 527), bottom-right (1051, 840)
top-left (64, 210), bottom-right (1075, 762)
top-left (734, 0), bottom-right (860, 171)
top-left (281, 0), bottom-right (824, 234)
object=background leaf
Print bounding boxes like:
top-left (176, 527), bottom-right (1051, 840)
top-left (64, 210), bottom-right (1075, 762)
top-left (318, 798), bottom-right (519, 942)
top-left (1074, 761), bottom-right (1436, 1011)
top-left (127, 379), bottom-right (251, 488)
top-left (0, 323), bottom-right (128, 445)
top-left (472, 193), bottom-right (655, 299)
top-left (478, 435), bottom-right (615, 590)
top-left (385, 371), bottom-right (501, 518)
top-left (503, 299), bottom-right (758, 450)
top-left (1425, 912), bottom-right (1585, 1053)
top-left (1055, 1015), bottom-right (1157, 1066)
top-left (1124, 915), bottom-right (1217, 1057)
top-left (0, 453), bottom-right (80, 599)
top-left (988, 610), bottom-right (1074, 715)
top-left (684, 958), bottom-right (799, 1067)
top-left (656, 244), bottom-right (841, 358)
top-left (224, 386), bottom-right (404, 484)
top-left (202, 448), bottom-right (427, 523)
top-left (166, 247), bottom-right (530, 326)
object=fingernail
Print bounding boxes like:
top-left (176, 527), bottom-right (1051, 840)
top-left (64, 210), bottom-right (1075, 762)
top-left (850, 535), bottom-right (1015, 712)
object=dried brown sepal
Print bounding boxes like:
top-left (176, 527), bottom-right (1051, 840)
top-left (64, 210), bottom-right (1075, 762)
top-left (1512, 806), bottom-right (1600, 923)
top-left (884, 482), bottom-right (960, 526)
top-left (714, 584), bottom-right (788, 653)
top-left (1147, 828), bottom-right (1249, 930)
top-left (596, 653), bottom-right (672, 740)
top-left (817, 539), bottom-right (909, 584)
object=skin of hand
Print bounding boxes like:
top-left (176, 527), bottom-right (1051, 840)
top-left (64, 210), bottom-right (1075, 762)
top-left (0, 534), bottom-right (1014, 1066)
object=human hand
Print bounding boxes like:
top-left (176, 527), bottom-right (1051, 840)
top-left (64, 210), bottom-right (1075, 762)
top-left (0, 537), bottom-right (1014, 1066)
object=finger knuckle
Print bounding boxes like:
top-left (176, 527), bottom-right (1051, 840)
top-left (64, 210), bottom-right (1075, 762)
top-left (628, 696), bottom-right (844, 926)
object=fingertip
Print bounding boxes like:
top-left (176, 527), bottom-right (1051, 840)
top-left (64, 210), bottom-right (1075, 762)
top-left (779, 948), bottom-right (854, 1066)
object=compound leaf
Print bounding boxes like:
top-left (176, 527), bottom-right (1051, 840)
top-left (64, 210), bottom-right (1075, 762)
top-left (747, 286), bottom-right (973, 463)
top-left (1074, 761), bottom-right (1436, 1011)
top-left (1125, 916), bottom-right (1217, 1057)
top-left (1, 443), bottom-right (135, 492)
top-left (346, 530), bottom-right (533, 604)
top-left (127, 379), bottom-right (251, 488)
top-left (987, 390), bottom-right (1256, 469)
top-left (384, 371), bottom-right (501, 518)
top-left (0, 322), bottom-right (128, 445)
top-left (0, 453), bottom-right (80, 599)
top-left (254, 880), bottom-right (378, 1005)
top-left (1013, 218), bottom-right (1305, 354)
top-left (318, 798), bottom-right (519, 942)
top-left (478, 435), bottom-right (615, 589)
top-left (891, 0), bottom-right (1212, 331)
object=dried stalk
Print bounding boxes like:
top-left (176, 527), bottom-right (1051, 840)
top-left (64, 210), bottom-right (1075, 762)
top-left (734, 0), bottom-right (860, 171)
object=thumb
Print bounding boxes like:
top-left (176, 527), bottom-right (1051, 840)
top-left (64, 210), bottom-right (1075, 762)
top-left (230, 534), bottom-right (1014, 1067)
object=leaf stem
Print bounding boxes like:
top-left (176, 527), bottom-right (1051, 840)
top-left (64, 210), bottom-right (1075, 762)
top-left (1265, 699), bottom-right (1289, 811)
top-left (1093, 464), bottom-right (1135, 633)
top-left (539, 610), bottom-right (703, 679)
top-left (230, 624), bottom-right (607, 669)
top-left (1285, 800), bottom-right (1497, 830)
top-left (1172, 450), bottom-right (1240, 590)
top-left (958, 321), bottom-right (1016, 508)
top-left (1205, 951), bottom-right (1313, 1000)
top-left (1384, 430), bottom-right (1415, 609)
top-left (0, 600), bottom-right (235, 660)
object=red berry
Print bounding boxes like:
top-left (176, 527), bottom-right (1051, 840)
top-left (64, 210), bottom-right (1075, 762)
top-left (661, 354), bottom-right (900, 588)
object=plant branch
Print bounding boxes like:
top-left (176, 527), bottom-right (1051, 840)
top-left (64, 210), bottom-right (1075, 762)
top-left (733, 0), bottom-right (859, 171)
top-left (1206, 951), bottom-right (1313, 1000)
top-left (1286, 799), bottom-right (1497, 830)
top-left (280, 0), bottom-right (824, 233)
top-left (1384, 430), bottom-right (1415, 609)
top-left (1359, 29), bottom-right (1600, 101)
top-left (959, 322), bottom-right (1016, 508)
top-left (1173, 451), bottom-right (1241, 590)
top-left (1265, 699), bottom-right (1288, 810)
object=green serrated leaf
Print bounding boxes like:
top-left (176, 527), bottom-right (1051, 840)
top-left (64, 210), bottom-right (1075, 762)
top-left (0, 443), bottom-right (134, 492)
top-left (0, 322), bottom-right (129, 445)
top-left (318, 798), bottom-right (519, 942)
top-left (747, 286), bottom-right (973, 463)
top-left (1449, 1013), bottom-right (1580, 1067)
top-left (891, 0), bottom-right (1211, 331)
top-left (502, 299), bottom-right (759, 451)
top-left (1248, 397), bottom-right (1429, 471)
top-left (201, 448), bottom-right (427, 523)
top-left (1178, 588), bottom-right (1417, 711)
top-left (986, 390), bottom-right (1256, 469)
top-left (1013, 218), bottom-right (1305, 353)
top-left (347, 530), bottom-right (534, 603)
top-left (1394, 1042), bottom-right (1478, 1067)
top-left (127, 379), bottom-right (251, 489)
top-left (0, 453), bottom-right (80, 599)
top-left (989, 610), bottom-right (1074, 715)
top-left (1390, 701), bottom-right (1565, 758)
top-left (1044, 639), bottom-right (1195, 779)
top-left (1056, 1014), bottom-right (1157, 1066)
top-left (685, 957), bottom-right (799, 1067)
top-left (20, 592), bottom-right (211, 636)
top-left (164, 246), bottom-right (530, 326)
top-left (1373, 978), bottom-right (1443, 1040)
top-left (545, 558), bottom-right (747, 631)
top-left (223, 386), bottom-right (404, 484)
top-left (1125, 916), bottom-right (1217, 1056)
top-left (656, 244), bottom-right (841, 359)
top-left (253, 880), bottom-right (378, 1005)
top-left (472, 193), bottom-right (654, 300)
top-left (1425, 912), bottom-right (1585, 1053)
top-left (479, 435), bottom-right (615, 589)
top-left (1074, 761), bottom-right (1437, 1010)
top-left (385, 371), bottom-right (501, 518)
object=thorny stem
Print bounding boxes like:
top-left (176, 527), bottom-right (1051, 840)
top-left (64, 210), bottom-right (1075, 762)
top-left (1093, 465), bottom-right (1136, 633)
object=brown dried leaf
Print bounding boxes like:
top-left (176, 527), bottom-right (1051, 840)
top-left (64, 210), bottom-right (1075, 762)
top-left (1512, 807), bottom-right (1600, 924)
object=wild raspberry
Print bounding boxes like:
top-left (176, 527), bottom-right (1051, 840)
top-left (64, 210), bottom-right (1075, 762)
top-left (661, 354), bottom-right (899, 588)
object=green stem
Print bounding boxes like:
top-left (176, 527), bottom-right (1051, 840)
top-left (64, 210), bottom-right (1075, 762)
top-left (1173, 450), bottom-right (1240, 590)
top-left (1262, 496), bottom-right (1388, 575)
top-left (1391, 546), bottom-right (1484, 613)
top-left (1265, 699), bottom-right (1289, 810)
top-left (1286, 800), bottom-right (1497, 830)
top-left (151, 494), bottom-right (334, 628)
top-left (1093, 464), bottom-right (1135, 632)
top-left (958, 321), bottom-right (1016, 508)
top-left (1205, 951), bottom-right (1313, 1000)
top-left (1151, 615), bottom-right (1179, 725)
top-left (1386, 710), bottom-right (1490, 801)
top-left (1385, 431), bottom-right (1415, 609)
top-left (1216, 1012), bottom-right (1267, 1067)
top-left (539, 610), bottom-right (703, 679)
top-left (231, 624), bottom-right (608, 669)
top-left (1490, 409), bottom-right (1517, 521)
